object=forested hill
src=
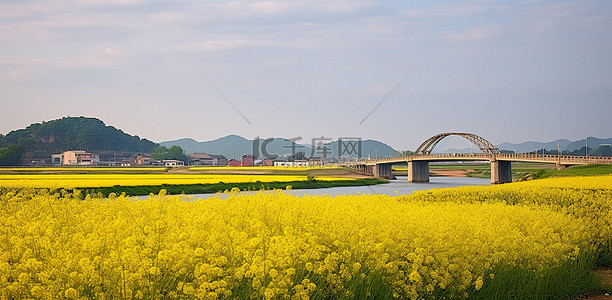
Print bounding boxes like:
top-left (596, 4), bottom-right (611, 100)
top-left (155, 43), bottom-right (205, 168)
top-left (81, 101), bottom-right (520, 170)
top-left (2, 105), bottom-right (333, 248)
top-left (0, 117), bottom-right (158, 154)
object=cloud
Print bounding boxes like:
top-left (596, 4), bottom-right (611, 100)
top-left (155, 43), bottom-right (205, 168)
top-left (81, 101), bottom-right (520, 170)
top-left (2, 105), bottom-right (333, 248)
top-left (200, 39), bottom-right (248, 51)
top-left (447, 26), bottom-right (499, 42)
top-left (0, 52), bottom-right (119, 70)
top-left (0, 58), bottom-right (50, 66)
top-left (249, 1), bottom-right (374, 15)
top-left (3, 69), bottom-right (27, 81)
top-left (101, 47), bottom-right (123, 56)
top-left (77, 0), bottom-right (150, 6)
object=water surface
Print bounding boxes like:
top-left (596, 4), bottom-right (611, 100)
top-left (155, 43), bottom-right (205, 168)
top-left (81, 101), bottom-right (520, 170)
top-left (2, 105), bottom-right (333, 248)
top-left (157, 176), bottom-right (490, 200)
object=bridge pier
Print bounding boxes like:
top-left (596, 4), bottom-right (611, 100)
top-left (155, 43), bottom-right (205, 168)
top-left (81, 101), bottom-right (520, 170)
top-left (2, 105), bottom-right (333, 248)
top-left (491, 160), bottom-right (512, 184)
top-left (361, 165), bottom-right (372, 176)
top-left (373, 164), bottom-right (396, 180)
top-left (408, 161), bottom-right (429, 182)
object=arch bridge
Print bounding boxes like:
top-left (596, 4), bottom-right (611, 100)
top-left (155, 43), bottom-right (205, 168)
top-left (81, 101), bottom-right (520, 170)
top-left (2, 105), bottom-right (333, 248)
top-left (344, 132), bottom-right (612, 184)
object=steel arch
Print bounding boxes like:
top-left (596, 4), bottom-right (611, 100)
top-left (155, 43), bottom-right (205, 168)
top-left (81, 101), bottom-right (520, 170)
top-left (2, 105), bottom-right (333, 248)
top-left (414, 132), bottom-right (501, 155)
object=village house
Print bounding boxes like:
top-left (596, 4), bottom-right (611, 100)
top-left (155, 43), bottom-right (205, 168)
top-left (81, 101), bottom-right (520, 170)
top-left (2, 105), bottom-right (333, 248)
top-left (227, 159), bottom-right (241, 167)
top-left (188, 153), bottom-right (228, 166)
top-left (307, 156), bottom-right (323, 166)
top-left (52, 150), bottom-right (100, 166)
top-left (241, 154), bottom-right (254, 167)
top-left (188, 152), bottom-right (212, 166)
top-left (211, 154), bottom-right (228, 166)
top-left (129, 155), bottom-right (152, 166)
top-left (98, 153), bottom-right (130, 166)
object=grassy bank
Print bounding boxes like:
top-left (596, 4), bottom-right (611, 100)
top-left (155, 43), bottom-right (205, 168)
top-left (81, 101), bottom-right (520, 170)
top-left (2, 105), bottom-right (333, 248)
top-left (72, 178), bottom-right (386, 197)
top-left (0, 166), bottom-right (362, 177)
top-left (529, 164), bottom-right (612, 180)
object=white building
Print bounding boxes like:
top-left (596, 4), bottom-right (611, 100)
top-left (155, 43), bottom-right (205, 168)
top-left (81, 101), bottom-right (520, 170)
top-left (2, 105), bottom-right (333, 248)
top-left (273, 160), bottom-right (308, 167)
top-left (163, 160), bottom-right (185, 167)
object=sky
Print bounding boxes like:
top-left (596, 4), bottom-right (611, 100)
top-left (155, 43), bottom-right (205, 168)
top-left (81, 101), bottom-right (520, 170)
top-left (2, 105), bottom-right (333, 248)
top-left (1, 0), bottom-right (611, 151)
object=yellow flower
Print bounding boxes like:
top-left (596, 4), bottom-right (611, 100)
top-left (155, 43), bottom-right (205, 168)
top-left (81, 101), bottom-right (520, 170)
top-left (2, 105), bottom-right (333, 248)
top-left (65, 288), bottom-right (78, 299)
top-left (475, 277), bottom-right (484, 290)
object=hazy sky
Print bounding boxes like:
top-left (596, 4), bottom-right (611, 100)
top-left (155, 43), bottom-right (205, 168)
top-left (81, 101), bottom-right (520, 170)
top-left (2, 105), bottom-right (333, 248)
top-left (1, 0), bottom-right (611, 151)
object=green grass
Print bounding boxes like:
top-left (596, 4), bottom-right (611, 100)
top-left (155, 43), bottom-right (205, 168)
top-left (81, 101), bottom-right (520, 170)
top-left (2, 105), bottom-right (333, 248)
top-left (470, 250), bottom-right (602, 300)
top-left (532, 164), bottom-right (612, 179)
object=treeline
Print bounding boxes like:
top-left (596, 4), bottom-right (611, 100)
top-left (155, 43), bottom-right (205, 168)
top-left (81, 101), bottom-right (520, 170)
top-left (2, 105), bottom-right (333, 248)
top-left (0, 117), bottom-right (157, 154)
top-left (0, 117), bottom-right (159, 165)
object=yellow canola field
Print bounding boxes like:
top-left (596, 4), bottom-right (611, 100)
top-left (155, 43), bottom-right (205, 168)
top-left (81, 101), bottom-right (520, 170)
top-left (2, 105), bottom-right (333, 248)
top-left (406, 175), bottom-right (612, 240)
top-left (1, 174), bottom-right (610, 299)
top-left (189, 166), bottom-right (340, 171)
top-left (0, 167), bottom-right (168, 171)
top-left (0, 174), bottom-right (353, 189)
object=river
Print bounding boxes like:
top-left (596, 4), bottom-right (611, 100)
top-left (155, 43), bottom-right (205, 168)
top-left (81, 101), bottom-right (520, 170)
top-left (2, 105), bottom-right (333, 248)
top-left (146, 176), bottom-right (491, 201)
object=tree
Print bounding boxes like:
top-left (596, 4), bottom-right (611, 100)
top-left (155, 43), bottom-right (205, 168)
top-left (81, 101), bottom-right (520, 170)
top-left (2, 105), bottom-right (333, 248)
top-left (18, 138), bottom-right (37, 152)
top-left (151, 145), bottom-right (188, 164)
top-left (167, 145), bottom-right (188, 163)
top-left (152, 146), bottom-right (168, 160)
top-left (288, 151), bottom-right (306, 161)
top-left (167, 145), bottom-right (184, 158)
top-left (0, 144), bottom-right (24, 166)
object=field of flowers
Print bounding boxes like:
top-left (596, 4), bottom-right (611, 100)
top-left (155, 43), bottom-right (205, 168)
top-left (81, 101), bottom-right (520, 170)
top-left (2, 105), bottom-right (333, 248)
top-left (0, 168), bottom-right (167, 171)
top-left (189, 166), bottom-right (340, 171)
top-left (1, 175), bottom-right (611, 299)
top-left (0, 174), bottom-right (353, 189)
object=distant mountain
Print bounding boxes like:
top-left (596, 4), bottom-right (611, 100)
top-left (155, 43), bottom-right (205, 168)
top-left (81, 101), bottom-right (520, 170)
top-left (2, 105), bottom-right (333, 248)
top-left (161, 135), bottom-right (253, 159)
top-left (329, 139), bottom-right (398, 159)
top-left (161, 135), bottom-right (399, 159)
top-left (496, 139), bottom-right (574, 153)
top-left (496, 137), bottom-right (611, 153)
top-left (439, 137), bottom-right (611, 154)
top-left (566, 137), bottom-right (612, 152)
top-left (0, 116), bottom-right (158, 154)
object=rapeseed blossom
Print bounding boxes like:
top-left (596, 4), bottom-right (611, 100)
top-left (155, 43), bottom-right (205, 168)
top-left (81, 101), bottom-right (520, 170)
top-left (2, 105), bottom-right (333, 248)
top-left (0, 174), bottom-right (352, 189)
top-left (2, 174), bottom-right (609, 299)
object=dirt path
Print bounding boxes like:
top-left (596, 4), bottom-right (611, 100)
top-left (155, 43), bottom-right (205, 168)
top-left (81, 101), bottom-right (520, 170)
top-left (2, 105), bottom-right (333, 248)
top-left (429, 169), bottom-right (474, 177)
top-left (579, 268), bottom-right (612, 299)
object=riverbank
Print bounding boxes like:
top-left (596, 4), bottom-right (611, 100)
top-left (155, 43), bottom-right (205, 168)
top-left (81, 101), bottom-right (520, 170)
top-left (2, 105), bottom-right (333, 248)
top-left (179, 176), bottom-right (492, 200)
top-left (73, 178), bottom-right (387, 197)
top-left (429, 168), bottom-right (473, 177)
top-left (0, 166), bottom-right (387, 197)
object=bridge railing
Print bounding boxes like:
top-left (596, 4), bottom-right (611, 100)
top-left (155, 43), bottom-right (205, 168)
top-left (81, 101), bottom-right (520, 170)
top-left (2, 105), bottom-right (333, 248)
top-left (343, 153), bottom-right (612, 165)
top-left (494, 153), bottom-right (612, 164)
